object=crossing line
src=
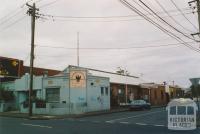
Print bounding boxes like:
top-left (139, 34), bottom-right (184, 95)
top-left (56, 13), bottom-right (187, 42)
top-left (135, 123), bottom-right (147, 126)
top-left (21, 123), bottom-right (52, 128)
top-left (153, 124), bottom-right (165, 127)
top-left (120, 122), bottom-right (130, 124)
top-left (106, 110), bottom-right (164, 122)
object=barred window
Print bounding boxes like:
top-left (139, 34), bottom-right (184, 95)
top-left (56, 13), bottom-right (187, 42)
top-left (46, 88), bottom-right (60, 103)
top-left (101, 87), bottom-right (104, 95)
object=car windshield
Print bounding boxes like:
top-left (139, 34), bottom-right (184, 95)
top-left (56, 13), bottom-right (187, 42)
top-left (131, 100), bottom-right (145, 104)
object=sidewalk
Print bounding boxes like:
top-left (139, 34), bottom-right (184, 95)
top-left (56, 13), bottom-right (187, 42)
top-left (0, 105), bottom-right (166, 120)
top-left (0, 108), bottom-right (129, 120)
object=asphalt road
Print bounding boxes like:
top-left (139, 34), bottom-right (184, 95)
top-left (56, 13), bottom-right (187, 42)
top-left (0, 107), bottom-right (199, 134)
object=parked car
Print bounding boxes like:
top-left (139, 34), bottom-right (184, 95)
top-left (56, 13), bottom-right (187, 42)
top-left (129, 100), bottom-right (151, 111)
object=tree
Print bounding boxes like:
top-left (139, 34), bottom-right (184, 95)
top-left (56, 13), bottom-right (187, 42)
top-left (116, 67), bottom-right (130, 75)
top-left (191, 84), bottom-right (200, 119)
top-left (0, 85), bottom-right (14, 102)
top-left (190, 84), bottom-right (200, 98)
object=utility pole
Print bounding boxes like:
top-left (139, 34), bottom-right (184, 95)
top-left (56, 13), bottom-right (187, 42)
top-left (188, 0), bottom-right (200, 115)
top-left (26, 3), bottom-right (39, 117)
top-left (189, 0), bottom-right (200, 38)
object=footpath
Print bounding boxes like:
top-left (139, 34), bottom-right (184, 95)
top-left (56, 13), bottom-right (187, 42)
top-left (0, 106), bottom-right (164, 120)
top-left (0, 107), bottom-right (129, 120)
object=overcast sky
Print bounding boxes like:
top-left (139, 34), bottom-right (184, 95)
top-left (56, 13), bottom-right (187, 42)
top-left (0, 0), bottom-right (200, 87)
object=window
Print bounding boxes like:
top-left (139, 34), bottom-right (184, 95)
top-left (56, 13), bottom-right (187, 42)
top-left (161, 90), bottom-right (164, 100)
top-left (118, 89), bottom-right (122, 94)
top-left (46, 88), bottom-right (60, 103)
top-left (105, 87), bottom-right (108, 95)
top-left (187, 106), bottom-right (194, 115)
top-left (101, 87), bottom-right (104, 95)
top-left (177, 106), bottom-right (186, 115)
top-left (170, 106), bottom-right (176, 115)
top-left (154, 90), bottom-right (157, 99)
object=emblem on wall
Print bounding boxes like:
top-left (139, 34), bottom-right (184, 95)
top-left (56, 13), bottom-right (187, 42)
top-left (70, 70), bottom-right (86, 88)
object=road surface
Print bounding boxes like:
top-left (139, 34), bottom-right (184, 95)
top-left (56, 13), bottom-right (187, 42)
top-left (0, 107), bottom-right (199, 134)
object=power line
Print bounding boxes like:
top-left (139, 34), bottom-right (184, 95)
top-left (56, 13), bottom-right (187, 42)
top-left (119, 0), bottom-right (200, 53)
top-left (39, 0), bottom-right (62, 8)
top-left (34, 41), bottom-right (197, 50)
top-left (154, 0), bottom-right (194, 33)
top-left (170, 0), bottom-right (198, 31)
top-left (0, 0), bottom-right (38, 23)
top-left (0, 16), bottom-right (27, 32)
top-left (40, 8), bottom-right (192, 19)
top-left (38, 10), bottom-right (195, 23)
top-left (138, 0), bottom-right (199, 42)
top-left (0, 0), bottom-right (43, 29)
top-left (132, 0), bottom-right (200, 52)
top-left (0, 9), bottom-right (25, 25)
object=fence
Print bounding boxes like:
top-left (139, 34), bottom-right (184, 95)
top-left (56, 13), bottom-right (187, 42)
top-left (20, 102), bottom-right (87, 115)
top-left (0, 102), bottom-right (16, 112)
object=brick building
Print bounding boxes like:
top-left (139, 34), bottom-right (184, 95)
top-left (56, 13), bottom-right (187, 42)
top-left (140, 83), bottom-right (168, 106)
top-left (168, 85), bottom-right (185, 99)
top-left (110, 83), bottom-right (140, 107)
top-left (0, 56), bottom-right (61, 82)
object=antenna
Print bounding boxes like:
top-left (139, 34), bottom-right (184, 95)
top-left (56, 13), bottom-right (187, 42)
top-left (77, 32), bottom-right (80, 67)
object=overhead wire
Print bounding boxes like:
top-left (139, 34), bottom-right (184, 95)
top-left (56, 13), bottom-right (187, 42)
top-left (119, 0), bottom-right (200, 53)
top-left (0, 0), bottom-right (39, 23)
top-left (0, 16), bottom-right (27, 32)
top-left (170, 0), bottom-right (198, 31)
top-left (34, 41), bottom-right (197, 50)
top-left (38, 9), bottom-right (195, 23)
top-left (154, 0), bottom-right (194, 33)
top-left (0, 7), bottom-right (25, 25)
top-left (40, 7), bottom-right (192, 19)
top-left (138, 0), bottom-right (199, 42)
top-left (43, 12), bottom-right (194, 23)
top-left (0, 0), bottom-right (43, 32)
top-left (39, 0), bottom-right (63, 8)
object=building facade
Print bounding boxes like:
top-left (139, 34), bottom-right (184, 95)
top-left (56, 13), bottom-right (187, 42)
top-left (140, 83), bottom-right (169, 106)
top-left (2, 66), bottom-right (110, 115)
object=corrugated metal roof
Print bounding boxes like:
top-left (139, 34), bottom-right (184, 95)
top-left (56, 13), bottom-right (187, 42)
top-left (88, 70), bottom-right (147, 85)
top-left (58, 66), bottom-right (148, 85)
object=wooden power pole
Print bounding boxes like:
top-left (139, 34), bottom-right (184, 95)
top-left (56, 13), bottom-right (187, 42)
top-left (188, 0), bottom-right (200, 113)
top-left (189, 0), bottom-right (200, 37)
top-left (26, 3), bottom-right (39, 117)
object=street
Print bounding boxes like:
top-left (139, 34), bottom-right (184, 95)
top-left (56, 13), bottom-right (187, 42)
top-left (0, 107), bottom-right (199, 134)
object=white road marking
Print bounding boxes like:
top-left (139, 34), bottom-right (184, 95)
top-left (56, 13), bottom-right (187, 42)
top-left (120, 122), bottom-right (129, 124)
top-left (154, 124), bottom-right (165, 127)
top-left (106, 110), bottom-right (164, 122)
top-left (106, 121), bottom-right (114, 123)
top-left (135, 123), bottom-right (147, 126)
top-left (21, 123), bottom-right (52, 128)
top-left (92, 121), bottom-right (100, 123)
top-left (79, 120), bottom-right (86, 122)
